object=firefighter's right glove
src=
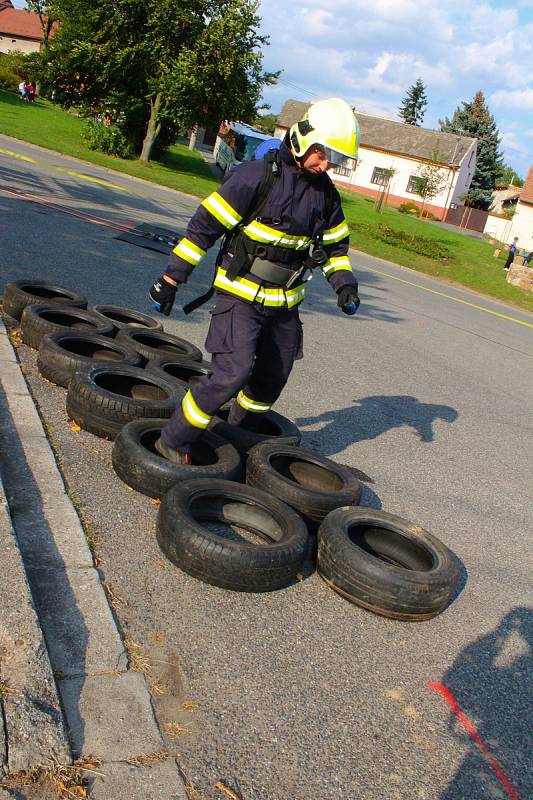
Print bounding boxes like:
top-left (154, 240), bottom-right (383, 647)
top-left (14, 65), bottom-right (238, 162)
top-left (149, 275), bottom-right (177, 317)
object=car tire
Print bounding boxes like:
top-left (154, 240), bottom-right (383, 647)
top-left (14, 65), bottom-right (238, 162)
top-left (20, 304), bottom-right (115, 350)
top-left (2, 280), bottom-right (88, 321)
top-left (210, 407), bottom-right (301, 457)
top-left (112, 420), bottom-right (242, 498)
top-left (89, 304), bottom-right (163, 335)
top-left (66, 363), bottom-right (183, 439)
top-left (246, 442), bottom-right (362, 531)
top-left (157, 479), bottom-right (308, 592)
top-left (37, 331), bottom-right (143, 388)
top-left (317, 508), bottom-right (461, 620)
top-left (116, 327), bottom-right (203, 364)
top-left (145, 355), bottom-right (213, 391)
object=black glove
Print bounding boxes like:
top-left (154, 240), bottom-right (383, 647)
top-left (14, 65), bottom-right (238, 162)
top-left (149, 275), bottom-right (177, 317)
top-left (336, 284), bottom-right (360, 314)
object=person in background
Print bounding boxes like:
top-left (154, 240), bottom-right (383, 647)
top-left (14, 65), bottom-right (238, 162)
top-left (18, 80), bottom-right (27, 101)
top-left (504, 237), bottom-right (519, 271)
top-left (149, 98), bottom-right (361, 464)
top-left (26, 82), bottom-right (35, 103)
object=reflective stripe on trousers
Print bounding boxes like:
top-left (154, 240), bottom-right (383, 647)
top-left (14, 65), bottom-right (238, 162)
top-left (161, 294), bottom-right (303, 449)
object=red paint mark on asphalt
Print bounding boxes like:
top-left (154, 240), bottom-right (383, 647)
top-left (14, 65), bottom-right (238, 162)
top-left (427, 681), bottom-right (521, 800)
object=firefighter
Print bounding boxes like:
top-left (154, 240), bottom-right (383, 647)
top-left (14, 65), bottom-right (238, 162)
top-left (149, 97), bottom-right (361, 464)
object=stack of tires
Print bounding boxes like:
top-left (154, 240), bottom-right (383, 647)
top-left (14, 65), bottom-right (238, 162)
top-left (2, 279), bottom-right (461, 619)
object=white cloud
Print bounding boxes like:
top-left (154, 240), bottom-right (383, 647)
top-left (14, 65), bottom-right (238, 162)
top-left (500, 130), bottom-right (532, 160)
top-left (491, 88), bottom-right (533, 110)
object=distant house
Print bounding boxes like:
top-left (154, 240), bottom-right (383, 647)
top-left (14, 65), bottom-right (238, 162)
top-left (490, 183), bottom-right (522, 215)
top-left (0, 1), bottom-right (57, 54)
top-left (275, 99), bottom-right (477, 223)
top-left (507, 166), bottom-right (533, 251)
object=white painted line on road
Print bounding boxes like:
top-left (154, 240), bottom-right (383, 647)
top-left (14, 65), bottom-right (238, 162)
top-left (366, 266), bottom-right (533, 329)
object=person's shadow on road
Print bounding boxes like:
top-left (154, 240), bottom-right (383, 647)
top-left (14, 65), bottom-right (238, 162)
top-left (297, 394), bottom-right (459, 458)
top-left (438, 607), bottom-right (532, 800)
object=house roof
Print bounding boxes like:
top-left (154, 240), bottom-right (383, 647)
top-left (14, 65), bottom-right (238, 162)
top-left (0, 7), bottom-right (56, 41)
top-left (276, 99), bottom-right (476, 167)
top-left (519, 165), bottom-right (533, 206)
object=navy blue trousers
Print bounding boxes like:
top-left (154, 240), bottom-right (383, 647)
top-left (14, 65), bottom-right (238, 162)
top-left (161, 293), bottom-right (303, 449)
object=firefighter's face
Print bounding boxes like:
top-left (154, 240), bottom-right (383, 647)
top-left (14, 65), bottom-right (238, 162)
top-left (301, 145), bottom-right (333, 174)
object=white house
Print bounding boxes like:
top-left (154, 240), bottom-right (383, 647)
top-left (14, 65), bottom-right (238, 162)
top-left (275, 100), bottom-right (477, 222)
top-left (0, 0), bottom-right (56, 54)
top-left (507, 165), bottom-right (533, 252)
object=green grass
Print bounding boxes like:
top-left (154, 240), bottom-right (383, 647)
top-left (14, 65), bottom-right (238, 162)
top-left (1, 89), bottom-right (532, 313)
top-left (340, 192), bottom-right (533, 312)
top-left (0, 89), bottom-right (218, 198)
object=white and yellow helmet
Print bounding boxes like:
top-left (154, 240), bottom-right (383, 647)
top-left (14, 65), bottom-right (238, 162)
top-left (290, 97), bottom-right (359, 169)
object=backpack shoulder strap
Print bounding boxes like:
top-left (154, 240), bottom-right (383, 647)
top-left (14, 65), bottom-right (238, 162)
top-left (240, 148), bottom-right (281, 228)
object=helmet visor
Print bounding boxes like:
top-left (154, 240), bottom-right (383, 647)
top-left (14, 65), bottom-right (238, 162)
top-left (306, 143), bottom-right (356, 171)
top-left (321, 146), bottom-right (356, 171)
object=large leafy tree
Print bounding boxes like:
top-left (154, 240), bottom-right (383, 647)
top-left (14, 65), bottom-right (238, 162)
top-left (46, 0), bottom-right (278, 163)
top-left (25, 0), bottom-right (58, 50)
top-left (398, 78), bottom-right (427, 126)
top-left (440, 91), bottom-right (503, 210)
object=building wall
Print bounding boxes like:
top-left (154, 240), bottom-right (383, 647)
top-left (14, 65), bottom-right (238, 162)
top-left (0, 34), bottom-right (40, 53)
top-left (484, 213), bottom-right (514, 244)
top-left (273, 124), bottom-right (476, 221)
top-left (508, 203), bottom-right (533, 251)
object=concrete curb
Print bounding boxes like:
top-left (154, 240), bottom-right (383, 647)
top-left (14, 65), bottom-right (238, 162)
top-left (0, 318), bottom-right (186, 798)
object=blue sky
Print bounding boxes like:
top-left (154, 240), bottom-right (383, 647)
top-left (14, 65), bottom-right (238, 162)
top-left (257, 0), bottom-right (533, 179)
top-left (12, 0), bottom-right (532, 177)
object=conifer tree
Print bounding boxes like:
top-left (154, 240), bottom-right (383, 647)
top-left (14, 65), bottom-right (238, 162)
top-left (440, 91), bottom-right (503, 210)
top-left (398, 78), bottom-right (427, 126)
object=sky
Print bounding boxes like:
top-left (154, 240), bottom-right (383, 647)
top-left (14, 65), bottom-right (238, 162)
top-left (11, 0), bottom-right (533, 177)
top-left (257, 0), bottom-right (533, 179)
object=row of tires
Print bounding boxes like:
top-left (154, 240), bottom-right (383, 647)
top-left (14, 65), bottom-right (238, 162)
top-left (2, 280), bottom-right (461, 619)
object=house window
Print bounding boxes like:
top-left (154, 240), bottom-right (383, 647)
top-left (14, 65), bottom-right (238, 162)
top-left (406, 175), bottom-right (426, 195)
top-left (371, 167), bottom-right (390, 186)
top-left (334, 164), bottom-right (352, 177)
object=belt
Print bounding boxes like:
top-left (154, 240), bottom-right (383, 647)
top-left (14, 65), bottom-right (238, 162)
top-left (249, 258), bottom-right (300, 286)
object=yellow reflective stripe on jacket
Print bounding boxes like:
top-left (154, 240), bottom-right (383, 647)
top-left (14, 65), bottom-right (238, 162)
top-left (236, 391), bottom-right (271, 413)
top-left (323, 220), bottom-right (349, 243)
top-left (213, 268), bottom-right (306, 308)
top-left (172, 237), bottom-right (206, 266)
top-left (243, 220), bottom-right (311, 250)
top-left (201, 191), bottom-right (242, 229)
top-left (182, 390), bottom-right (212, 429)
top-left (322, 255), bottom-right (353, 277)
top-left (214, 268), bottom-right (261, 302)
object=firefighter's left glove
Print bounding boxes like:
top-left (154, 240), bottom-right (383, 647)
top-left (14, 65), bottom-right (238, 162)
top-left (336, 284), bottom-right (360, 314)
top-left (150, 275), bottom-right (177, 317)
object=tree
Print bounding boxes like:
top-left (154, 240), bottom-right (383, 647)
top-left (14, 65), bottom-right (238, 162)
top-left (25, 0), bottom-right (58, 51)
top-left (411, 149), bottom-right (449, 217)
top-left (252, 112), bottom-right (277, 134)
top-left (440, 91), bottom-right (503, 210)
top-left (46, 0), bottom-right (279, 163)
top-left (499, 164), bottom-right (524, 187)
top-left (398, 78), bottom-right (427, 126)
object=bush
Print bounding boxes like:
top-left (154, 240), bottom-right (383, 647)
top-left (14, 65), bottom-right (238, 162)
top-left (421, 210), bottom-right (436, 220)
top-left (358, 222), bottom-right (452, 261)
top-left (398, 201), bottom-right (421, 216)
top-left (82, 119), bottom-right (133, 159)
top-left (0, 68), bottom-right (20, 92)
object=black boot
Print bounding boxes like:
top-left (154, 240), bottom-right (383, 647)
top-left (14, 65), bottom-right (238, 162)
top-left (154, 437), bottom-right (191, 465)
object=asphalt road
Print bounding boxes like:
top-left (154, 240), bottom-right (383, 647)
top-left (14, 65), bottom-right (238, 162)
top-left (1, 135), bottom-right (532, 800)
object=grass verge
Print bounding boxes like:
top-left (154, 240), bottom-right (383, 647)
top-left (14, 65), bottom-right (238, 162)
top-left (1, 89), bottom-right (532, 313)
